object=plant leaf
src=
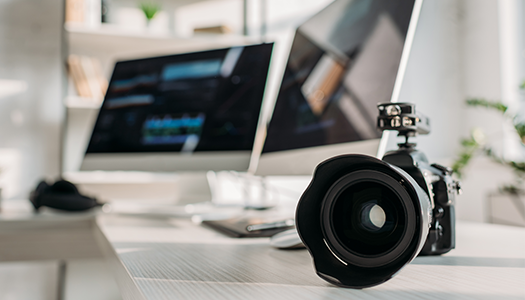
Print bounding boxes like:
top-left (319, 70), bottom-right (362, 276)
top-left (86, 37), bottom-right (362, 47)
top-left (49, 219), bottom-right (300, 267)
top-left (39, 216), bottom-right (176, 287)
top-left (140, 1), bottom-right (161, 20)
top-left (466, 98), bottom-right (508, 114)
top-left (451, 134), bottom-right (481, 178)
top-left (514, 122), bottom-right (525, 140)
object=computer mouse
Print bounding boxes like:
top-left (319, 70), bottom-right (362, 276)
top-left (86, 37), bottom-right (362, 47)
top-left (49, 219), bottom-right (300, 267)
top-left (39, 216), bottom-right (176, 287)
top-left (270, 228), bottom-right (305, 249)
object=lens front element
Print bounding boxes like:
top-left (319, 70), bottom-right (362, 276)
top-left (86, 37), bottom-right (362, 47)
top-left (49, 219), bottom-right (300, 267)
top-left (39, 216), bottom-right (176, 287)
top-left (332, 182), bottom-right (406, 256)
top-left (363, 203), bottom-right (386, 230)
top-left (321, 170), bottom-right (416, 268)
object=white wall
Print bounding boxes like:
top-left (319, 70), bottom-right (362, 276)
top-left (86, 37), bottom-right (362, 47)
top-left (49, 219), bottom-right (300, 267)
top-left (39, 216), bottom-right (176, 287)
top-left (499, 0), bottom-right (525, 162)
top-left (383, 0), bottom-right (463, 161)
top-left (0, 0), bottom-right (64, 199)
top-left (455, 0), bottom-right (507, 223)
top-left (382, 0), bottom-right (525, 223)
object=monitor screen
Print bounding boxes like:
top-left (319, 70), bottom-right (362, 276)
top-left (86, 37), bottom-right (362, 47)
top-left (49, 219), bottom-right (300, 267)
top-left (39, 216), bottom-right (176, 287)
top-left (86, 43), bottom-right (273, 155)
top-left (261, 0), bottom-right (415, 154)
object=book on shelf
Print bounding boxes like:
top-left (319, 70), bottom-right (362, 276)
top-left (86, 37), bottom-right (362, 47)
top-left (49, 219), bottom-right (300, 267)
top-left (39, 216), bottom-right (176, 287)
top-left (193, 25), bottom-right (232, 35)
top-left (65, 0), bottom-right (101, 27)
top-left (65, 0), bottom-right (84, 23)
top-left (67, 55), bottom-right (108, 102)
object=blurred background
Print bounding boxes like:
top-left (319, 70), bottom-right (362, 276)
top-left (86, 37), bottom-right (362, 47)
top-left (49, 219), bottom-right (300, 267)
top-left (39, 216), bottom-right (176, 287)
top-left (0, 0), bottom-right (523, 223)
top-left (0, 0), bottom-right (524, 299)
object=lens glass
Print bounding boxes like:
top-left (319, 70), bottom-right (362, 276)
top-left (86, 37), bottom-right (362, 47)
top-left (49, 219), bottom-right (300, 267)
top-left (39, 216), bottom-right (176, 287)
top-left (331, 181), bottom-right (406, 256)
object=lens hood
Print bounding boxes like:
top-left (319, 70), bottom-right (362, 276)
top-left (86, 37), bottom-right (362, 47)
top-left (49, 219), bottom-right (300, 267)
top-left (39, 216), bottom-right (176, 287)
top-left (296, 154), bottom-right (431, 288)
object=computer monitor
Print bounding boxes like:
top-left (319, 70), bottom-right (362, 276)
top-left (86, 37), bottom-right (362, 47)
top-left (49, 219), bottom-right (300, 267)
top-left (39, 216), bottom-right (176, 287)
top-left (254, 0), bottom-right (422, 176)
top-left (81, 43), bottom-right (274, 172)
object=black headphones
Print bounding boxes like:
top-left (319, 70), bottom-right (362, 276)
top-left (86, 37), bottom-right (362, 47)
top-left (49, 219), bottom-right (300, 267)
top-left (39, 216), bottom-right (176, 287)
top-left (30, 179), bottom-right (102, 212)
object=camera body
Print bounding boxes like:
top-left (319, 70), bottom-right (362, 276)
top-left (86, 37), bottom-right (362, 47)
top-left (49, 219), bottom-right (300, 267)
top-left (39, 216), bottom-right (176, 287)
top-left (378, 102), bottom-right (458, 255)
top-left (382, 144), bottom-right (457, 255)
top-left (295, 103), bottom-right (461, 288)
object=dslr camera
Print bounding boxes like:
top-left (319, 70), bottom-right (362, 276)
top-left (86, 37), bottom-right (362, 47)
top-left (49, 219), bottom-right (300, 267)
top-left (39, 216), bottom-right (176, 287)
top-left (296, 103), bottom-right (461, 288)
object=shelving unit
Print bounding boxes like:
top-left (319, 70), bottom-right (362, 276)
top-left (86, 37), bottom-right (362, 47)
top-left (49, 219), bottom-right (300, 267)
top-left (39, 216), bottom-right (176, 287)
top-left (66, 23), bottom-right (255, 78)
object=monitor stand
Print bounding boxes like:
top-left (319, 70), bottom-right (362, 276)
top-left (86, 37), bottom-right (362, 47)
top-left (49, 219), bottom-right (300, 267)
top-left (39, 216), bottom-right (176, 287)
top-left (206, 171), bottom-right (276, 210)
top-left (66, 171), bottom-right (276, 218)
top-left (173, 172), bottom-right (213, 206)
top-left (170, 171), bottom-right (277, 222)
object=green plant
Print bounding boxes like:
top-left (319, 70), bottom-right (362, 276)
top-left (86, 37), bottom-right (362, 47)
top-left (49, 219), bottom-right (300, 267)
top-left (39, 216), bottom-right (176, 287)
top-left (453, 82), bottom-right (525, 194)
top-left (140, 1), bottom-right (161, 22)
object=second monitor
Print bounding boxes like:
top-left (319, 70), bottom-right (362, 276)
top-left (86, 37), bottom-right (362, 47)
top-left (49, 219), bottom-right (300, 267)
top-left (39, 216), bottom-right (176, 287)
top-left (255, 0), bottom-right (421, 176)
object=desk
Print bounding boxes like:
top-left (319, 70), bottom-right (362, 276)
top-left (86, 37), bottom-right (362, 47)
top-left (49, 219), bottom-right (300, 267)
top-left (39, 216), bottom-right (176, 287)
top-left (1, 202), bottom-right (524, 300)
top-left (94, 215), bottom-right (525, 300)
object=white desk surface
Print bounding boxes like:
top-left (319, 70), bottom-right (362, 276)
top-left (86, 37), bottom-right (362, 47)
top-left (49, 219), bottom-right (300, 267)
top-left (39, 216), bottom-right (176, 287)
top-left (1, 200), bottom-right (524, 300)
top-left (95, 214), bottom-right (525, 300)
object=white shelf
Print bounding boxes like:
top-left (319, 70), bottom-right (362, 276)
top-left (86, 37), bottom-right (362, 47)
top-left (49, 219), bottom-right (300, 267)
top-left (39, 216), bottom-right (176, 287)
top-left (66, 23), bottom-right (260, 78)
top-left (65, 96), bottom-right (102, 109)
top-left (66, 23), bottom-right (253, 40)
top-left (66, 23), bottom-right (256, 59)
top-left (66, 23), bottom-right (189, 41)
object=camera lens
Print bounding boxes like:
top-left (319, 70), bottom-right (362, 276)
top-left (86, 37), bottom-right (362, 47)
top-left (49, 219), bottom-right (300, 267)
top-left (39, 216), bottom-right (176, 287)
top-left (321, 170), bottom-right (417, 268)
top-left (331, 181), bottom-right (406, 256)
top-left (296, 154), bottom-right (432, 288)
